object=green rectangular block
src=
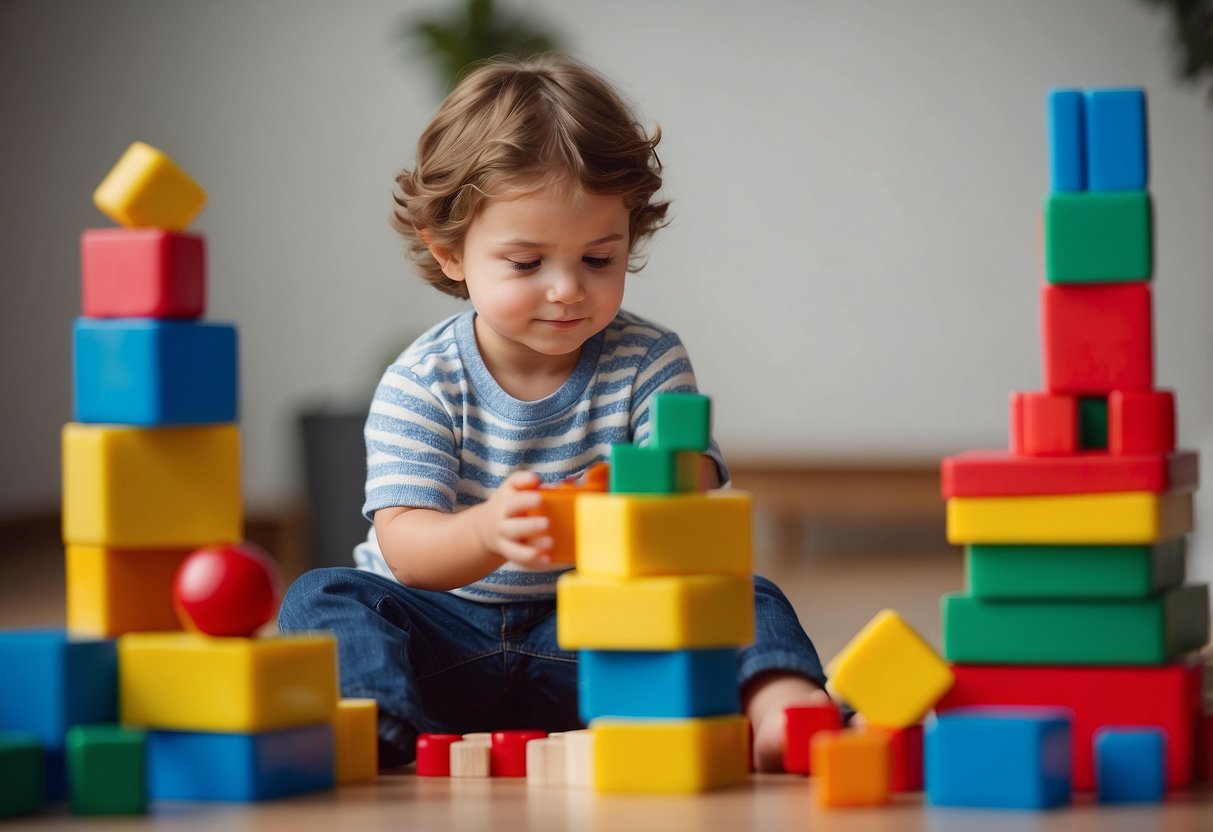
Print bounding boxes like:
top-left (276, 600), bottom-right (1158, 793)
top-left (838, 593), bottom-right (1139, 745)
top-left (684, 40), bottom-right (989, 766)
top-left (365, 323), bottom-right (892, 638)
top-left (609, 444), bottom-right (700, 493)
top-left (942, 584), bottom-right (1208, 665)
top-left (0, 732), bottom-right (43, 819)
top-left (651, 393), bottom-right (711, 452)
top-left (1044, 191), bottom-right (1152, 283)
top-left (1079, 396), bottom-right (1108, 450)
top-left (967, 539), bottom-right (1186, 600)
top-left (67, 725), bottom-right (147, 815)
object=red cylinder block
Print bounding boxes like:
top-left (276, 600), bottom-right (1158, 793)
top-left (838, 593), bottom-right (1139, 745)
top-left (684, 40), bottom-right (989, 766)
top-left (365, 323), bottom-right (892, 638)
top-left (490, 730), bottom-right (547, 777)
top-left (415, 734), bottom-right (462, 777)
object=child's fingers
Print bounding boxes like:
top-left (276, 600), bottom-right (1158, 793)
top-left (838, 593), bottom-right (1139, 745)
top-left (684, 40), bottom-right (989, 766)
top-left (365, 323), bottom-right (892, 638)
top-left (496, 538), bottom-right (552, 568)
top-left (504, 470), bottom-right (541, 491)
top-left (501, 515), bottom-right (549, 540)
top-left (505, 490), bottom-right (543, 515)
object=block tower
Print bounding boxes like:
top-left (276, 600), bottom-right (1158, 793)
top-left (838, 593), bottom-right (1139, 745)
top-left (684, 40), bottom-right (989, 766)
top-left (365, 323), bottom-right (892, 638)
top-left (938, 88), bottom-right (1209, 796)
top-left (556, 393), bottom-right (754, 792)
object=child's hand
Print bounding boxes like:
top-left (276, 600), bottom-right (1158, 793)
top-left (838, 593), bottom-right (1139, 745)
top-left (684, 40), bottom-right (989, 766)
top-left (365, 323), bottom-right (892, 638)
top-left (472, 471), bottom-right (554, 569)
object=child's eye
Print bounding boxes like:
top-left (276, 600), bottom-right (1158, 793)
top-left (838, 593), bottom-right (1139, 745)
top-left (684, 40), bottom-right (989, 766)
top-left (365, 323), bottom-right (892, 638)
top-left (508, 259), bottom-right (542, 272)
top-left (583, 255), bottom-right (614, 269)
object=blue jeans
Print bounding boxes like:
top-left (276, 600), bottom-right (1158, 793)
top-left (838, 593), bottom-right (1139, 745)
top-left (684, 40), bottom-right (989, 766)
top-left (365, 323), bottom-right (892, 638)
top-left (278, 569), bottom-right (826, 766)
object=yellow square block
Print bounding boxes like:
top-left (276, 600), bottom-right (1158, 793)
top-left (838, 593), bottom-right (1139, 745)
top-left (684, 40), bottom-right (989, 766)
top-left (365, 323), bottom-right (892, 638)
top-left (811, 729), bottom-right (889, 807)
top-left (575, 492), bottom-right (752, 578)
top-left (334, 698), bottom-right (378, 784)
top-left (557, 572), bottom-right (753, 650)
top-left (590, 715), bottom-right (748, 793)
top-left (826, 609), bottom-right (953, 728)
top-left (947, 491), bottom-right (1193, 545)
top-left (62, 423), bottom-right (242, 548)
top-left (66, 545), bottom-right (189, 637)
top-left (119, 633), bottom-right (338, 732)
top-left (93, 141), bottom-right (207, 230)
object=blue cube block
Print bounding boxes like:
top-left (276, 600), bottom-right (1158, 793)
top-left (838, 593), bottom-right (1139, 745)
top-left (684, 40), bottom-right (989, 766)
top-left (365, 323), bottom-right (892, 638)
top-left (1095, 727), bottom-right (1165, 803)
top-left (578, 649), bottom-right (739, 723)
top-left (146, 726), bottom-right (333, 801)
top-left (1085, 88), bottom-right (1147, 191)
top-left (73, 318), bottom-right (238, 425)
top-left (0, 631), bottom-right (117, 751)
top-left (926, 707), bottom-right (1072, 810)
top-left (1048, 89), bottom-right (1086, 192)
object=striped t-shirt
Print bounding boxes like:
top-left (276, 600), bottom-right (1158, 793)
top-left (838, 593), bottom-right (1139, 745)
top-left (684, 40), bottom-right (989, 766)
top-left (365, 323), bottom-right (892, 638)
top-left (353, 308), bottom-right (728, 602)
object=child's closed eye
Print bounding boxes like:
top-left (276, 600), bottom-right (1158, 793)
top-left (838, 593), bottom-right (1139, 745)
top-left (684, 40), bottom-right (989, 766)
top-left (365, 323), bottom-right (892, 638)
top-left (507, 255), bottom-right (615, 273)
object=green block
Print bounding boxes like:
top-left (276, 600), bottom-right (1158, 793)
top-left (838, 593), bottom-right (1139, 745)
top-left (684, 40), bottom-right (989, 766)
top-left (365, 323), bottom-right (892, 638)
top-left (942, 584), bottom-right (1208, 665)
top-left (66, 725), bottom-right (147, 816)
top-left (967, 539), bottom-right (1186, 600)
top-left (609, 444), bottom-right (679, 493)
top-left (1079, 397), bottom-right (1109, 450)
top-left (650, 393), bottom-right (711, 452)
top-left (1044, 191), bottom-right (1152, 283)
top-left (0, 732), bottom-right (43, 819)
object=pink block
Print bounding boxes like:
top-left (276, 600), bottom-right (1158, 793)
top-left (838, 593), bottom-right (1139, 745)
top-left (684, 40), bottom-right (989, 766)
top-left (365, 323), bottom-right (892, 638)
top-left (81, 228), bottom-right (205, 318)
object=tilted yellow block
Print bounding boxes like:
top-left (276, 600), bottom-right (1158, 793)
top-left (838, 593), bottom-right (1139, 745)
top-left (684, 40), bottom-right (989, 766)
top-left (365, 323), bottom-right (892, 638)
top-left (334, 698), bottom-right (378, 784)
top-left (575, 492), bottom-right (752, 578)
top-left (66, 545), bottom-right (190, 637)
top-left (557, 572), bottom-right (753, 650)
top-left (62, 423), bottom-right (242, 548)
top-left (93, 141), bottom-right (207, 230)
top-left (947, 491), bottom-right (1193, 545)
top-left (591, 715), bottom-right (748, 793)
top-left (119, 633), bottom-right (338, 732)
top-left (826, 609), bottom-right (953, 729)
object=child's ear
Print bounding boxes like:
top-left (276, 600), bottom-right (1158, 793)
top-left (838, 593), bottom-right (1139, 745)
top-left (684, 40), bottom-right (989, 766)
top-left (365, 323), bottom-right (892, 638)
top-left (419, 229), bottom-right (465, 282)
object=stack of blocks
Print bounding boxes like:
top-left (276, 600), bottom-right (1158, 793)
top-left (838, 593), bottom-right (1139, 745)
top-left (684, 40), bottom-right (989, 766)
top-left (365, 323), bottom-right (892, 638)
top-left (555, 393), bottom-right (754, 792)
top-left (937, 88), bottom-right (1209, 807)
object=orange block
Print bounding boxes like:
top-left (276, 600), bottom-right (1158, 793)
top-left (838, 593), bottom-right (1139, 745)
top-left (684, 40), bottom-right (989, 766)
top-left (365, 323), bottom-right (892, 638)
top-left (529, 463), bottom-right (608, 564)
top-left (66, 545), bottom-right (189, 636)
top-left (811, 729), bottom-right (889, 808)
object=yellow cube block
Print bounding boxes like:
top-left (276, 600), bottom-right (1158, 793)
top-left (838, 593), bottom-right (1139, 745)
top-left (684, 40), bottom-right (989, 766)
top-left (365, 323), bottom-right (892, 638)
top-left (93, 141), bottom-right (207, 230)
top-left (826, 609), bottom-right (953, 728)
top-left (947, 491), bottom-right (1193, 545)
top-left (334, 698), bottom-right (378, 784)
top-left (575, 492), bottom-right (752, 578)
top-left (62, 423), bottom-right (242, 548)
top-left (811, 729), bottom-right (889, 807)
top-left (557, 572), bottom-right (753, 650)
top-left (591, 715), bottom-right (748, 793)
top-left (119, 632), bottom-right (338, 732)
top-left (66, 545), bottom-right (190, 636)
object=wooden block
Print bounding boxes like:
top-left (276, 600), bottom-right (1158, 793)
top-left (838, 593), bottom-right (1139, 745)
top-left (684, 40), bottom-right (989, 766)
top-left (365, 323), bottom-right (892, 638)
top-left (864, 724), bottom-right (923, 792)
top-left (449, 740), bottom-right (490, 778)
top-left (563, 729), bottom-right (594, 787)
top-left (490, 730), bottom-right (546, 777)
top-left (579, 649), bottom-right (739, 722)
top-left (1109, 390), bottom-right (1175, 455)
top-left (1078, 396), bottom-right (1108, 450)
top-left (783, 702), bottom-right (842, 775)
top-left (1009, 391), bottom-right (1078, 456)
top-left (333, 699), bottom-right (377, 784)
top-left (80, 229), bottom-right (205, 319)
top-left (940, 449), bottom-right (1198, 498)
top-left (1047, 88), bottom-right (1085, 192)
top-left (1095, 728), bottom-right (1165, 803)
top-left (66, 725), bottom-right (146, 815)
top-left (93, 142), bottom-right (206, 231)
top-left (1085, 88), bottom-right (1148, 191)
top-left (0, 733), bottom-right (44, 819)
top-left (66, 545), bottom-right (189, 637)
top-left (811, 729), bottom-right (889, 807)
top-left (1044, 192), bottom-right (1152, 283)
top-left (650, 392), bottom-right (711, 452)
top-left (526, 737), bottom-right (565, 786)
top-left (590, 715), bottom-right (748, 793)
top-left (967, 540), bottom-right (1186, 600)
top-left (1041, 282), bottom-right (1153, 393)
top-left (460, 732), bottom-right (492, 744)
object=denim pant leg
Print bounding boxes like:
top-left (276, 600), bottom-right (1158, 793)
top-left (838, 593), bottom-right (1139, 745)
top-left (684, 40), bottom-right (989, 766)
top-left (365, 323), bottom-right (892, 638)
top-left (738, 574), bottom-right (828, 690)
top-left (502, 601), bottom-right (582, 732)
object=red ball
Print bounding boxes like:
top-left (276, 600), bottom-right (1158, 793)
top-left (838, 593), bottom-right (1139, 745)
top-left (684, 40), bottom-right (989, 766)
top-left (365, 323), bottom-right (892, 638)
top-left (173, 543), bottom-right (281, 637)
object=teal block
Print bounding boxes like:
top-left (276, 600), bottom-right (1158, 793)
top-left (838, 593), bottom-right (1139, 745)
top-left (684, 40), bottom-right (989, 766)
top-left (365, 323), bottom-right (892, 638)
top-left (609, 444), bottom-right (678, 493)
top-left (651, 393), bottom-right (711, 452)
top-left (67, 725), bottom-right (146, 815)
top-left (0, 732), bottom-right (44, 819)
top-left (1044, 192), bottom-right (1152, 284)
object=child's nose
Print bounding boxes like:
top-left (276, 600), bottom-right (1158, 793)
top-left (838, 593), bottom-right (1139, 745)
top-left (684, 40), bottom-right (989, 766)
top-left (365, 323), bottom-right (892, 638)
top-left (546, 270), bottom-right (585, 303)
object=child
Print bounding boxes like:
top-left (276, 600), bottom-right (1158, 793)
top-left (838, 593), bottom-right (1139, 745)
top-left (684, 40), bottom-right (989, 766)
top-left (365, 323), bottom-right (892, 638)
top-left (278, 54), bottom-right (829, 772)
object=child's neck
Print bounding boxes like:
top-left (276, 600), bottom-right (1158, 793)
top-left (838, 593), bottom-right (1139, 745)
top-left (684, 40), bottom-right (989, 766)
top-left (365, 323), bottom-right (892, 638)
top-left (473, 317), bottom-right (582, 402)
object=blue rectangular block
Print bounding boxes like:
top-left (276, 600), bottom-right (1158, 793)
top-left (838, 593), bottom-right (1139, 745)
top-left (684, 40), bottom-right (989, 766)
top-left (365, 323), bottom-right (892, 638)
top-left (146, 725), bottom-right (333, 801)
top-left (926, 707), bottom-right (1072, 809)
top-left (73, 318), bottom-right (238, 425)
top-left (578, 649), bottom-right (739, 723)
top-left (1048, 89), bottom-right (1086, 192)
top-left (0, 631), bottom-right (117, 751)
top-left (1095, 727), bottom-right (1165, 803)
top-left (1086, 88), bottom-right (1147, 191)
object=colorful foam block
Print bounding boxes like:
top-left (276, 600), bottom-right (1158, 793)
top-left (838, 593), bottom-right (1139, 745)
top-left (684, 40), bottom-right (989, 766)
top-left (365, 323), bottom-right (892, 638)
top-left (811, 729), bottom-right (889, 807)
top-left (946, 490), bottom-right (1193, 544)
top-left (783, 702), bottom-right (842, 775)
top-left (574, 492), bottom-right (752, 578)
top-left (80, 229), bottom-right (205, 319)
top-left (1009, 391), bottom-right (1077, 456)
top-left (93, 141), bottom-right (206, 231)
top-left (61, 423), bottom-right (242, 548)
top-left (146, 725), bottom-right (333, 801)
top-left (0, 631), bottom-right (117, 749)
top-left (1109, 390), bottom-right (1175, 455)
top-left (66, 725), bottom-right (146, 815)
top-left (590, 715), bottom-right (747, 793)
top-left (926, 708), bottom-right (1072, 809)
top-left (825, 610), bottom-right (953, 729)
top-left (1041, 282), bottom-right (1153, 393)
top-left (1047, 89), bottom-right (1085, 192)
top-left (578, 649), bottom-right (739, 722)
top-left (415, 733), bottom-right (461, 777)
top-left (966, 539), bottom-right (1186, 600)
top-left (119, 633), bottom-right (338, 732)
top-left (490, 730), bottom-right (547, 777)
top-left (1078, 396), bottom-right (1108, 450)
top-left (333, 699), bottom-right (377, 784)
top-left (0, 733), bottom-right (44, 819)
top-left (556, 573), bottom-right (753, 650)
top-left (940, 449), bottom-right (1198, 498)
top-left (66, 545), bottom-right (189, 637)
top-left (865, 724), bottom-right (923, 792)
top-left (1043, 192), bottom-right (1152, 284)
top-left (1085, 88), bottom-right (1148, 191)
top-left (650, 392), bottom-right (711, 452)
top-left (608, 444), bottom-right (680, 493)
top-left (1095, 727), bottom-right (1165, 804)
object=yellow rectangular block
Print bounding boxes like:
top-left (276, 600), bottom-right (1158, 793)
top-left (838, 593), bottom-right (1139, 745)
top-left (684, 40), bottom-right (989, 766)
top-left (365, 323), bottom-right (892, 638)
top-left (66, 545), bottom-right (189, 637)
top-left (62, 423), bottom-right (242, 548)
top-left (556, 572), bottom-right (753, 650)
top-left (811, 729), bottom-right (889, 807)
top-left (334, 698), bottom-right (378, 784)
top-left (119, 633), bottom-right (338, 732)
top-left (575, 492), bottom-right (752, 578)
top-left (590, 715), bottom-right (748, 793)
top-left (93, 141), bottom-right (207, 231)
top-left (947, 491), bottom-right (1193, 544)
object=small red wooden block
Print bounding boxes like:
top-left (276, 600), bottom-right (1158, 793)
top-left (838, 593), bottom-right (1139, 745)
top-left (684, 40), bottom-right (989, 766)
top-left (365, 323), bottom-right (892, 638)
top-left (1041, 282), bottom-right (1153, 395)
top-left (783, 702), bottom-right (842, 775)
top-left (1109, 390), bottom-right (1175, 455)
top-left (1201, 713), bottom-right (1213, 783)
top-left (940, 449), bottom-right (1199, 498)
top-left (864, 724), bottom-right (923, 792)
top-left (1009, 392), bottom-right (1078, 456)
top-left (490, 730), bottom-right (547, 777)
top-left (415, 733), bottom-right (462, 777)
top-left (80, 228), bottom-right (205, 318)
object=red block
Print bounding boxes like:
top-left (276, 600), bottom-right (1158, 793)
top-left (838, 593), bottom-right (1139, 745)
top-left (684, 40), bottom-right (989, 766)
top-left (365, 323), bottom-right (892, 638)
top-left (415, 733), bottom-right (462, 777)
top-left (1200, 713), bottom-right (1213, 783)
top-left (490, 730), bottom-right (547, 777)
top-left (81, 228), bottom-right (205, 318)
top-left (1010, 392), bottom-right (1078, 456)
top-left (1109, 390), bottom-right (1175, 455)
top-left (940, 449), bottom-right (1199, 498)
top-left (783, 702), bottom-right (842, 775)
top-left (1041, 283), bottom-right (1153, 395)
top-left (865, 724), bottom-right (923, 792)
top-left (937, 664), bottom-right (1202, 790)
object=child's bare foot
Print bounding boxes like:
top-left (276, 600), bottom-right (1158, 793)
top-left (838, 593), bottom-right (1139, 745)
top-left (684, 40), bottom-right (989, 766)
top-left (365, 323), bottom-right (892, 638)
top-left (742, 671), bottom-right (832, 772)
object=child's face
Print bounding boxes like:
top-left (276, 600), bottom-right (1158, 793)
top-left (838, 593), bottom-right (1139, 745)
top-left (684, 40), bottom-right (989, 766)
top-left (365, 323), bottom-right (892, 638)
top-left (441, 185), bottom-right (630, 361)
